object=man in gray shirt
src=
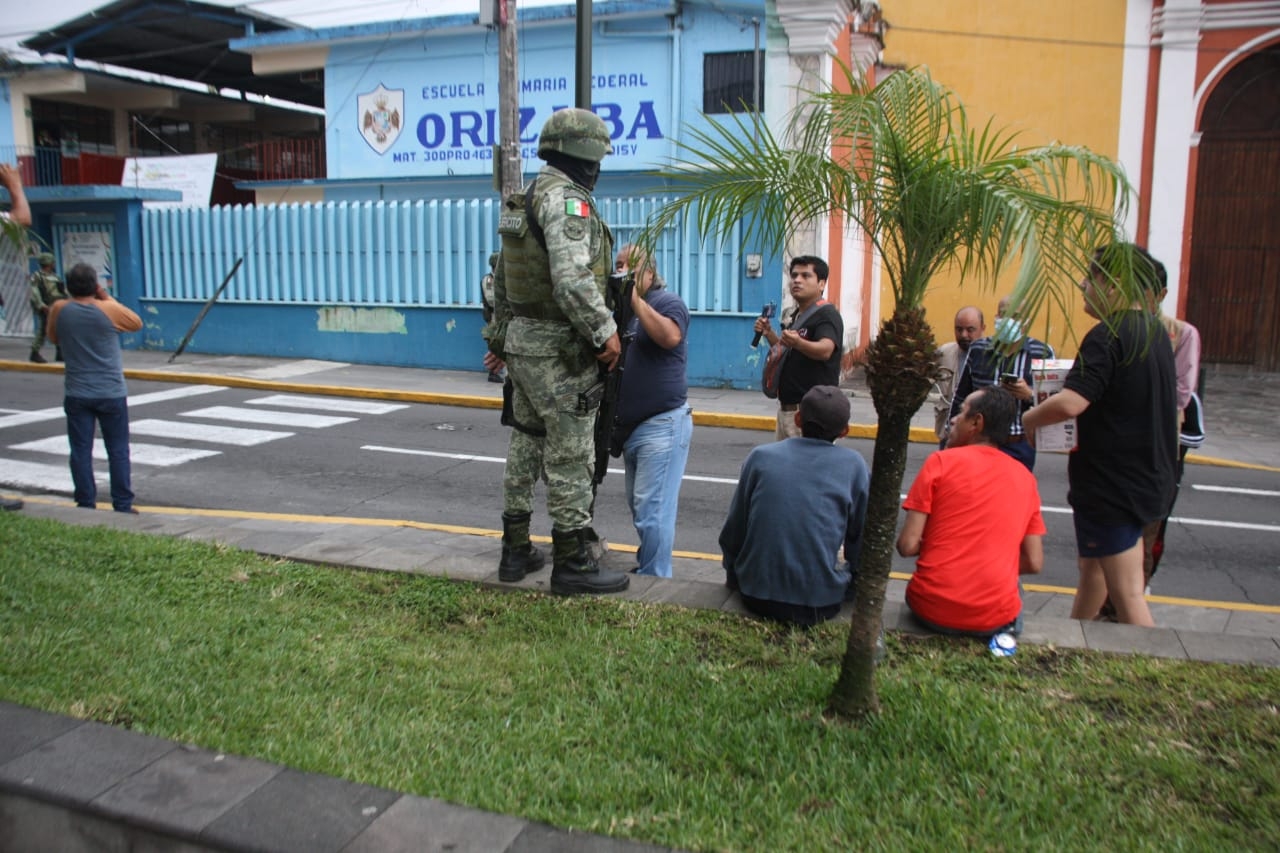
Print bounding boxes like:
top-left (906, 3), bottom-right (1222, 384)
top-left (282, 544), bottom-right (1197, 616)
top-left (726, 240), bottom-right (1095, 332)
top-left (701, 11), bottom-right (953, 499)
top-left (48, 264), bottom-right (143, 513)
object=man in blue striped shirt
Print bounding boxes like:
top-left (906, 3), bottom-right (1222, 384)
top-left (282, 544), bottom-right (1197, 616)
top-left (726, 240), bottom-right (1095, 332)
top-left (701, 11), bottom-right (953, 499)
top-left (947, 295), bottom-right (1055, 471)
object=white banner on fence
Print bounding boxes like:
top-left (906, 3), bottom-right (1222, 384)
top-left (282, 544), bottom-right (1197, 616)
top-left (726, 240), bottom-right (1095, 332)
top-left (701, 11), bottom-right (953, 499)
top-left (122, 154), bottom-right (218, 208)
top-left (59, 230), bottom-right (113, 286)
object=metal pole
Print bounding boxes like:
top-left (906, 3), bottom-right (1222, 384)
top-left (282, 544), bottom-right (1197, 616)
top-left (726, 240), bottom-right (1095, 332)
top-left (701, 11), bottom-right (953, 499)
top-left (168, 258), bottom-right (243, 363)
top-left (497, 0), bottom-right (522, 199)
top-left (575, 0), bottom-right (592, 109)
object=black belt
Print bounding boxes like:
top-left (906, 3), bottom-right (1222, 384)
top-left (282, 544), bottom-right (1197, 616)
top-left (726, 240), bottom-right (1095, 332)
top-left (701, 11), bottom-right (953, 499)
top-left (780, 403), bottom-right (799, 412)
top-left (510, 301), bottom-right (567, 322)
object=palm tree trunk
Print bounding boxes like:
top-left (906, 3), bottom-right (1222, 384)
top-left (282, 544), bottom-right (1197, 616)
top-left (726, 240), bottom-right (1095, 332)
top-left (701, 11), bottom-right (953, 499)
top-left (827, 404), bottom-right (915, 721)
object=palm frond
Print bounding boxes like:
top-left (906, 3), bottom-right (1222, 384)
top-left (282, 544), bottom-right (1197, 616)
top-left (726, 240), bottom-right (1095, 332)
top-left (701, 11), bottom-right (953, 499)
top-left (643, 64), bottom-right (1133, 333)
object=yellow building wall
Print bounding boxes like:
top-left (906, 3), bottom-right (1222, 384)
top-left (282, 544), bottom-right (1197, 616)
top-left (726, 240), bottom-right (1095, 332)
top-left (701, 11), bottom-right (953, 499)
top-left (879, 1), bottom-right (1131, 357)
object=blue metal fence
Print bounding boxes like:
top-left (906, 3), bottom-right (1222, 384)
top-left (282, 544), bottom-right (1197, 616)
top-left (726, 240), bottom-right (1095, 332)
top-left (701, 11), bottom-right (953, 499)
top-left (142, 197), bottom-right (742, 313)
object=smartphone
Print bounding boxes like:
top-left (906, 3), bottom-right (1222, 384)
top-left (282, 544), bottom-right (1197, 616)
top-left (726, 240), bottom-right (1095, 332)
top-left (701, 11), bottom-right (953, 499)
top-left (999, 373), bottom-right (1020, 384)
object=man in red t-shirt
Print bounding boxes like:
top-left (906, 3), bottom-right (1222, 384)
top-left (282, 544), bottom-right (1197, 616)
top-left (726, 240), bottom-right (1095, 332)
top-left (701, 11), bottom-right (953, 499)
top-left (897, 385), bottom-right (1045, 636)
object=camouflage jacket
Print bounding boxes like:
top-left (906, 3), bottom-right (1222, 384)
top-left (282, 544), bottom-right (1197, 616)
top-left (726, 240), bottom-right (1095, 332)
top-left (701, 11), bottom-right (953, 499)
top-left (29, 270), bottom-right (68, 312)
top-left (486, 165), bottom-right (615, 359)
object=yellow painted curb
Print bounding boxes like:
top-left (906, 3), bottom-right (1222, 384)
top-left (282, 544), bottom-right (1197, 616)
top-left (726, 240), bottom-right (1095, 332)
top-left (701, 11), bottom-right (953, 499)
top-left (1184, 453), bottom-right (1280, 473)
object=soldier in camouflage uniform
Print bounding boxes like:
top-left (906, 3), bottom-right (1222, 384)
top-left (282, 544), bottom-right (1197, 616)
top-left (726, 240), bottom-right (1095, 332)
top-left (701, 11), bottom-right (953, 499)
top-left (483, 108), bottom-right (629, 596)
top-left (29, 253), bottom-right (68, 363)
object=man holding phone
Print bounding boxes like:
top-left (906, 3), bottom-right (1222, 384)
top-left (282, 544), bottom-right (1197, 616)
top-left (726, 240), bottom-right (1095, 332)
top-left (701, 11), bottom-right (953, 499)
top-left (947, 295), bottom-right (1054, 470)
top-left (753, 256), bottom-right (843, 440)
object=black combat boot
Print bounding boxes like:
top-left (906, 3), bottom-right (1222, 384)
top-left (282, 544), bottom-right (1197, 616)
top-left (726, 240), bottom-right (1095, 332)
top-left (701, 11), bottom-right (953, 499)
top-left (550, 528), bottom-right (630, 595)
top-left (498, 511), bottom-right (545, 582)
top-left (29, 350), bottom-right (46, 364)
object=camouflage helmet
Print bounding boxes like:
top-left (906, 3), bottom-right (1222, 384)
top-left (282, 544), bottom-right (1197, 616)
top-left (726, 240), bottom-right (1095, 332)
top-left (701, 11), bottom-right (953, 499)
top-left (537, 108), bottom-right (612, 163)
top-left (37, 252), bottom-right (55, 267)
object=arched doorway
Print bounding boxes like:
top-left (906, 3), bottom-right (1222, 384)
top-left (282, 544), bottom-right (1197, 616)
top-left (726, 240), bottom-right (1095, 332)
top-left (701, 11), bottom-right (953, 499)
top-left (1187, 43), bottom-right (1280, 370)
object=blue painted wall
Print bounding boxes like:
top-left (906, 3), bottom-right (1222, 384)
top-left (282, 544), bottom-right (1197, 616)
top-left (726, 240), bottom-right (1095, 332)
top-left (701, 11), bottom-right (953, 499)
top-left (137, 299), bottom-right (768, 389)
top-left (137, 0), bottom-right (790, 390)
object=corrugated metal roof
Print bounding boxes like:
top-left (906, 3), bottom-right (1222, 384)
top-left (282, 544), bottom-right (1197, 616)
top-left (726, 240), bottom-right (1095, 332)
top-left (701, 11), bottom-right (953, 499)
top-left (21, 0), bottom-right (323, 108)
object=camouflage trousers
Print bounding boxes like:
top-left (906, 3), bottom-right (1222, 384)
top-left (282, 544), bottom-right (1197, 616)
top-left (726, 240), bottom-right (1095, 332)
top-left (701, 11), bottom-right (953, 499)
top-left (503, 351), bottom-right (599, 531)
top-left (31, 312), bottom-right (49, 353)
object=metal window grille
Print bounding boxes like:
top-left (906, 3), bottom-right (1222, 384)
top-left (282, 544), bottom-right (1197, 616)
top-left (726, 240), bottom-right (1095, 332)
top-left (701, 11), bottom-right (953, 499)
top-left (703, 51), bottom-right (763, 115)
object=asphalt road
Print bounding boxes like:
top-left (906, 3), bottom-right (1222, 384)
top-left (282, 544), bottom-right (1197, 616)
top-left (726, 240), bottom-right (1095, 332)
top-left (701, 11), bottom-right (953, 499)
top-left (2, 373), bottom-right (1277, 607)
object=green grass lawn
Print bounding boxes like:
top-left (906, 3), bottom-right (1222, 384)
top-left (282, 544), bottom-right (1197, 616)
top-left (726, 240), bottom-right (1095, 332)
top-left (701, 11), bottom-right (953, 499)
top-left (2, 512), bottom-right (1277, 851)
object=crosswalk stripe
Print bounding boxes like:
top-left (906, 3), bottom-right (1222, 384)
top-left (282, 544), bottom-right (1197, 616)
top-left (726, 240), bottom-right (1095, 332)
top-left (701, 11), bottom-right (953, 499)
top-left (0, 385), bottom-right (225, 431)
top-left (245, 394), bottom-right (409, 415)
top-left (180, 405), bottom-right (356, 428)
top-left (130, 419), bottom-right (293, 446)
top-left (127, 386), bottom-right (226, 405)
top-left (10, 436), bottom-right (222, 467)
top-left (0, 406), bottom-right (64, 430)
top-left (0, 458), bottom-right (97, 493)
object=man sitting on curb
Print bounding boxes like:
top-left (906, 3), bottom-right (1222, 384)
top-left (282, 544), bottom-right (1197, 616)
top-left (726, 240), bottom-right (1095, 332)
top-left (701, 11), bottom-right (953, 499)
top-left (898, 385), bottom-right (1045, 637)
top-left (719, 385), bottom-right (870, 626)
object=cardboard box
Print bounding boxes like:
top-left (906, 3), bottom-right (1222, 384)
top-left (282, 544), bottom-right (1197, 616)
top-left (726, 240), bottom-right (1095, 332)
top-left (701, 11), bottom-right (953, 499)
top-left (1031, 358), bottom-right (1077, 453)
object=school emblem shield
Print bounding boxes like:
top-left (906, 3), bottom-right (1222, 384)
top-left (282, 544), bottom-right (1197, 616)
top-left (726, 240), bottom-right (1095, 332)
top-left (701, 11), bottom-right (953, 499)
top-left (358, 84), bottom-right (404, 155)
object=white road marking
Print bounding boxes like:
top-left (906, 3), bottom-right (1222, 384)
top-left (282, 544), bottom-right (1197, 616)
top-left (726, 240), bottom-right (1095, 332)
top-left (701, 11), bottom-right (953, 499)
top-left (364, 446), bottom-right (811, 487)
top-left (0, 458), bottom-right (97, 493)
top-left (128, 386), bottom-right (227, 405)
top-left (0, 385), bottom-right (224, 430)
top-left (180, 406), bottom-right (356, 428)
top-left (362, 447), bottom-right (1280, 535)
top-left (0, 406), bottom-right (64, 429)
top-left (245, 394), bottom-right (408, 415)
top-left (1035, 503), bottom-right (1280, 532)
top-left (130, 419), bottom-right (293, 446)
top-left (362, 445), bottom-right (508, 464)
top-left (1191, 484), bottom-right (1280, 498)
top-left (10, 436), bottom-right (221, 467)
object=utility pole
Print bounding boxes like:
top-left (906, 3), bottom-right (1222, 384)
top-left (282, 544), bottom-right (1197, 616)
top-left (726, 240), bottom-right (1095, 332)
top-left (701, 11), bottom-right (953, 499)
top-left (496, 0), bottom-right (522, 199)
top-left (575, 0), bottom-right (591, 109)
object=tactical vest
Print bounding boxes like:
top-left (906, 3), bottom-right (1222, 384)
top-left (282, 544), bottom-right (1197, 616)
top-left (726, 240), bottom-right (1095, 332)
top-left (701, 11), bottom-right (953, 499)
top-left (30, 271), bottom-right (65, 307)
top-left (497, 171), bottom-right (610, 322)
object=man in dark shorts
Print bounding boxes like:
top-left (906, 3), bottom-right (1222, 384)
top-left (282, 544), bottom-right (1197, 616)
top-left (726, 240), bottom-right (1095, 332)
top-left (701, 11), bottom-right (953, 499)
top-left (1023, 244), bottom-right (1177, 626)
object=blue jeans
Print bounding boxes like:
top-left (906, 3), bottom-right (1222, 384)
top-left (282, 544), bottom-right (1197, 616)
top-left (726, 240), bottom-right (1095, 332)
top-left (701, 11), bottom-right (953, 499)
top-left (65, 396), bottom-right (133, 512)
top-left (623, 405), bottom-right (692, 577)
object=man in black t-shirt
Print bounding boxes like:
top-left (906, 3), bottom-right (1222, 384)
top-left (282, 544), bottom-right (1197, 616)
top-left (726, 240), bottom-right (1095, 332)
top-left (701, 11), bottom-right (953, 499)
top-left (754, 255), bottom-right (844, 440)
top-left (1023, 244), bottom-right (1177, 627)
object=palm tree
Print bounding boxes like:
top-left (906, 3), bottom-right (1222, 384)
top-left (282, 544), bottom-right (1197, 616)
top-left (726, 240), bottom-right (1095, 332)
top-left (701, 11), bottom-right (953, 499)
top-left (645, 65), bottom-right (1134, 721)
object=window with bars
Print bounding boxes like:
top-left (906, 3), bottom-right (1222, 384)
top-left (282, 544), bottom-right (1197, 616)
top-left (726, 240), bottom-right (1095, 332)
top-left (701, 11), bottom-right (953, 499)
top-left (30, 99), bottom-right (116, 155)
top-left (703, 51), bottom-right (764, 115)
top-left (131, 118), bottom-right (195, 156)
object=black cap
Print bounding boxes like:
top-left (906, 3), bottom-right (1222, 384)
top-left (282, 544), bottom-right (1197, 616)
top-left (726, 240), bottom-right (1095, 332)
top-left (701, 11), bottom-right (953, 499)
top-left (800, 385), bottom-right (850, 440)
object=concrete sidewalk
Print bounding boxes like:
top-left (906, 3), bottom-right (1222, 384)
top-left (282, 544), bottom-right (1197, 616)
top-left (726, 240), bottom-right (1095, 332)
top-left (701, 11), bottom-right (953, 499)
top-left (2, 338), bottom-right (1279, 852)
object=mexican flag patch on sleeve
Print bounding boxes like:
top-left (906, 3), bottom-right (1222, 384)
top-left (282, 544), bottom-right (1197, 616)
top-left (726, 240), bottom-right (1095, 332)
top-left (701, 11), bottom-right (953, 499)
top-left (565, 199), bottom-right (590, 218)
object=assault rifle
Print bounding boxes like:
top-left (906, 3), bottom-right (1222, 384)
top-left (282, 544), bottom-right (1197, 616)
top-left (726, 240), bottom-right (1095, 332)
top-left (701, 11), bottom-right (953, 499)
top-left (592, 270), bottom-right (636, 486)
